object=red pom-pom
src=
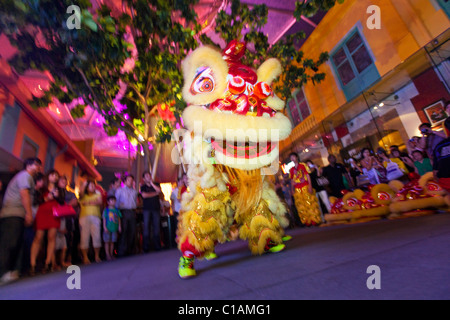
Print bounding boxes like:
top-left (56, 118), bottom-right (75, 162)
top-left (253, 82), bottom-right (273, 99)
top-left (228, 76), bottom-right (246, 95)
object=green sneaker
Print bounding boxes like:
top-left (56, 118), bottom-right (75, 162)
top-left (204, 251), bottom-right (218, 261)
top-left (282, 235), bottom-right (292, 242)
top-left (264, 240), bottom-right (286, 254)
top-left (178, 256), bottom-right (196, 279)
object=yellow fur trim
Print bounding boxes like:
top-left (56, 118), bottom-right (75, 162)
top-left (256, 58), bottom-right (282, 85)
top-left (353, 189), bottom-right (366, 199)
top-left (445, 194), bottom-right (450, 207)
top-left (177, 183), bottom-right (234, 254)
top-left (265, 95), bottom-right (285, 111)
top-left (239, 215), bottom-right (282, 255)
top-left (419, 172), bottom-right (447, 196)
top-left (342, 192), bottom-right (359, 211)
top-left (389, 196), bottom-right (446, 213)
top-left (324, 206), bottom-right (390, 222)
top-left (388, 180), bottom-right (404, 192)
top-left (182, 46), bottom-right (228, 106)
top-left (370, 184), bottom-right (395, 205)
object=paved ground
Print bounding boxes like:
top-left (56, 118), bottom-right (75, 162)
top-left (0, 212), bottom-right (449, 301)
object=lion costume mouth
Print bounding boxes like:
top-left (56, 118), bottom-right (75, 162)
top-left (211, 138), bottom-right (277, 160)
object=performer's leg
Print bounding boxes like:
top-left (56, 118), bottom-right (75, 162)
top-left (293, 187), bottom-right (322, 226)
top-left (237, 200), bottom-right (286, 255)
top-left (177, 186), bottom-right (233, 278)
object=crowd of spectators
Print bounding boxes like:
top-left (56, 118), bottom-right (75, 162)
top-left (2, 120), bottom-right (449, 284)
top-left (277, 121), bottom-right (448, 227)
top-left (0, 161), bottom-right (188, 285)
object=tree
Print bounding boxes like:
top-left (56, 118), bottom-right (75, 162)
top-left (0, 0), bottom-right (200, 176)
top-left (201, 0), bottom-right (345, 102)
top-left (1, 0), bottom-right (344, 177)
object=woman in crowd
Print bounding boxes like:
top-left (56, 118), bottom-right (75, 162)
top-left (79, 180), bottom-right (103, 264)
top-left (360, 148), bottom-right (384, 185)
top-left (55, 175), bottom-right (79, 268)
top-left (390, 146), bottom-right (415, 174)
top-left (376, 147), bottom-right (409, 183)
top-left (46, 170), bottom-right (60, 193)
top-left (30, 187), bottom-right (63, 274)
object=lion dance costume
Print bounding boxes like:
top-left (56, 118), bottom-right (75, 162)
top-left (289, 162), bottom-right (322, 226)
top-left (176, 41), bottom-right (293, 278)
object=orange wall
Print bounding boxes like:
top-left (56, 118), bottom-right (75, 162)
top-left (13, 110), bottom-right (48, 162)
top-left (0, 96), bottom-right (78, 182)
top-left (300, 0), bottom-right (450, 124)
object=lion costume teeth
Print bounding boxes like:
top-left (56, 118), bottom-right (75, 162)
top-left (177, 41), bottom-right (292, 277)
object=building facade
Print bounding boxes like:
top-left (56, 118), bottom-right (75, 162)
top-left (0, 58), bottom-right (101, 190)
top-left (280, 0), bottom-right (450, 168)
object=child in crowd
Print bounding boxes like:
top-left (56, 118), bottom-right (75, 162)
top-left (102, 196), bottom-right (122, 261)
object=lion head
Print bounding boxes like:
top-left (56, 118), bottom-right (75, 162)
top-left (181, 41), bottom-right (292, 170)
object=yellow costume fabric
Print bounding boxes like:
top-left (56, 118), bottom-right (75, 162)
top-left (176, 165), bottom-right (288, 257)
top-left (293, 187), bottom-right (322, 226)
top-left (290, 163), bottom-right (322, 226)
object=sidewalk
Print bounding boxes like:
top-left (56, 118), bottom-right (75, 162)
top-left (0, 212), bottom-right (449, 300)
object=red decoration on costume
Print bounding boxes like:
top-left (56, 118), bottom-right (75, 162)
top-left (253, 82), bottom-right (273, 99)
top-left (228, 76), bottom-right (246, 95)
top-left (210, 98), bottom-right (237, 112)
top-left (228, 63), bottom-right (258, 85)
top-left (223, 40), bottom-right (247, 62)
top-left (180, 238), bottom-right (203, 258)
top-left (234, 94), bottom-right (249, 115)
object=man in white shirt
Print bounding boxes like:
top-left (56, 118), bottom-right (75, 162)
top-left (0, 157), bottom-right (41, 284)
top-left (115, 175), bottom-right (138, 257)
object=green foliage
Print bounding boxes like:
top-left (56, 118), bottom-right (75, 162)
top-left (1, 0), bottom-right (343, 150)
top-left (203, 0), bottom-right (344, 102)
top-left (155, 119), bottom-right (174, 143)
top-left (1, 0), bottom-right (200, 147)
top-left (294, 0), bottom-right (345, 18)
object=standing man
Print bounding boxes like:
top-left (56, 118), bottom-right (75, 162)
top-left (433, 117), bottom-right (450, 192)
top-left (418, 122), bottom-right (446, 162)
top-left (322, 154), bottom-right (352, 198)
top-left (115, 175), bottom-right (138, 257)
top-left (140, 171), bottom-right (162, 252)
top-left (0, 157), bottom-right (41, 284)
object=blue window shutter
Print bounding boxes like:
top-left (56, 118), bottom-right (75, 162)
top-left (437, 0), bottom-right (450, 18)
top-left (44, 138), bottom-right (57, 173)
top-left (0, 102), bottom-right (21, 152)
top-left (331, 30), bottom-right (380, 101)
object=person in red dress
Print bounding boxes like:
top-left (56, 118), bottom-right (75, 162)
top-left (30, 188), bottom-right (62, 274)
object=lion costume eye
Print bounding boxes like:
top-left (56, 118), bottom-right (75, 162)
top-left (190, 67), bottom-right (215, 95)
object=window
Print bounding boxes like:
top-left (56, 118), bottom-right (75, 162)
top-left (0, 102), bottom-right (21, 152)
top-left (44, 138), bottom-right (57, 173)
top-left (331, 29), bottom-right (380, 101)
top-left (21, 136), bottom-right (39, 160)
top-left (437, 0), bottom-right (450, 18)
top-left (287, 88), bottom-right (311, 126)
